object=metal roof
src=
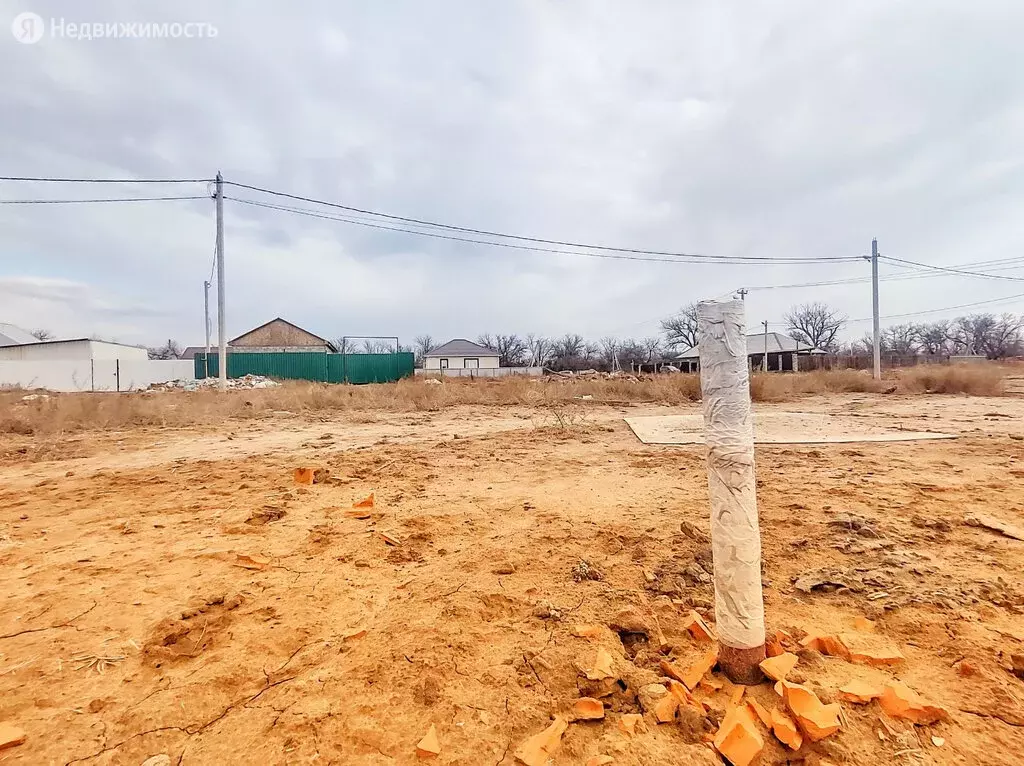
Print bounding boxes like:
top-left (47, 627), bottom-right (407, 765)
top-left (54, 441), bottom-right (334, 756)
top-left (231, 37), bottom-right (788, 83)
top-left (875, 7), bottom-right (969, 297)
top-left (0, 323), bottom-right (39, 347)
top-left (425, 339), bottom-right (498, 357)
top-left (675, 332), bottom-right (823, 359)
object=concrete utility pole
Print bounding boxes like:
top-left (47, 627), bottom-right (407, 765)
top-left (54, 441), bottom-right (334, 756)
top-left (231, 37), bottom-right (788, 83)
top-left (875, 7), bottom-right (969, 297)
top-left (203, 280), bottom-right (212, 378)
top-left (762, 320), bottom-right (769, 372)
top-left (215, 171), bottom-right (227, 390)
top-left (697, 300), bottom-right (766, 683)
top-left (870, 238), bottom-right (881, 380)
top-left (735, 288), bottom-right (748, 301)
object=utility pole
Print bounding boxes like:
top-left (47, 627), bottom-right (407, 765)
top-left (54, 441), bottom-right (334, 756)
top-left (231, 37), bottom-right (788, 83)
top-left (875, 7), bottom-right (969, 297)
top-left (215, 171), bottom-right (227, 390)
top-left (870, 238), bottom-right (881, 380)
top-left (203, 280), bottom-right (211, 379)
top-left (762, 320), bottom-right (769, 372)
top-left (736, 288), bottom-right (748, 301)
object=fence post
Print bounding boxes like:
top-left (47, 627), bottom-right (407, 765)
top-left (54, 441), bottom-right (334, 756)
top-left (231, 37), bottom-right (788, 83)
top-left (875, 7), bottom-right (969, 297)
top-left (697, 299), bottom-right (766, 684)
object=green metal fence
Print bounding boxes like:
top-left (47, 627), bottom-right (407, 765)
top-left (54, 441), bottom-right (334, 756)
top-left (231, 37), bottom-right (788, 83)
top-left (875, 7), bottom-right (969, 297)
top-left (195, 352), bottom-right (414, 384)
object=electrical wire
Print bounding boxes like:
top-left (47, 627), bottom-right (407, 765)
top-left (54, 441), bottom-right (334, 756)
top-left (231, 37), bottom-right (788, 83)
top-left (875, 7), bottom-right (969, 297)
top-left (879, 254), bottom-right (1024, 282)
top-left (227, 195), bottom-right (855, 266)
top-left (225, 181), bottom-right (861, 263)
top-left (765, 291), bottom-right (1024, 328)
top-left (0, 195), bottom-right (208, 204)
top-left (0, 176), bottom-right (212, 183)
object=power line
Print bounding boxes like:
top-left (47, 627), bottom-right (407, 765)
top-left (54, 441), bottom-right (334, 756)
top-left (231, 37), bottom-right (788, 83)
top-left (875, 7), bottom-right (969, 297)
top-left (0, 195), bottom-right (208, 204)
top-left (225, 180), bottom-right (861, 264)
top-left (227, 196), bottom-right (853, 266)
top-left (767, 291), bottom-right (1024, 327)
top-left (879, 254), bottom-right (1024, 282)
top-left (0, 176), bottom-right (212, 184)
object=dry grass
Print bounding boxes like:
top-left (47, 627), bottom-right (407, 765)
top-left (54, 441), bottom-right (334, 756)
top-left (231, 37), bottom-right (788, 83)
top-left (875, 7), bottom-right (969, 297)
top-left (897, 364), bottom-right (1005, 396)
top-left (0, 366), bottom-right (1008, 437)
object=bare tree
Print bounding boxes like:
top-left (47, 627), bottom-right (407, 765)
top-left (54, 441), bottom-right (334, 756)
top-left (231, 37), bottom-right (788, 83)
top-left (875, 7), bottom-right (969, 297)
top-left (148, 339), bottom-right (183, 360)
top-left (598, 336), bottom-right (620, 369)
top-left (784, 302), bottom-right (847, 352)
top-left (549, 334), bottom-right (590, 371)
top-left (913, 321), bottom-right (952, 356)
top-left (31, 328), bottom-right (54, 341)
top-left (882, 323), bottom-right (918, 355)
top-left (413, 334), bottom-right (434, 367)
top-left (477, 334), bottom-right (527, 366)
top-left (660, 303), bottom-right (700, 350)
top-left (640, 336), bottom-right (662, 363)
top-left (361, 339), bottom-right (393, 353)
top-left (525, 334), bottom-right (552, 367)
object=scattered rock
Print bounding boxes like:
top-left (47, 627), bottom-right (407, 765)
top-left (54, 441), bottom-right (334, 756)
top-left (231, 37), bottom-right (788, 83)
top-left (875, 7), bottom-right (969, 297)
top-left (572, 624), bottom-right (603, 639)
top-left (571, 697), bottom-right (605, 721)
top-left (609, 609), bottom-right (650, 636)
top-left (414, 675), bottom-right (443, 706)
top-left (679, 520), bottom-right (710, 543)
top-left (681, 646), bottom-right (719, 690)
top-left (759, 652), bottom-right (798, 682)
top-left (653, 693), bottom-right (680, 723)
top-left (233, 553), bottom-right (270, 571)
top-left (572, 559), bottom-right (604, 582)
top-left (416, 723), bottom-right (441, 759)
top-left (770, 707), bottom-right (803, 751)
top-left (246, 506), bottom-right (286, 525)
top-left (532, 602), bottom-right (562, 621)
top-left (513, 717), bottom-right (568, 766)
top-left (294, 467), bottom-right (331, 485)
top-left (617, 713), bottom-right (645, 737)
top-left (713, 704), bottom-right (763, 766)
top-left (684, 610), bottom-right (716, 642)
top-left (878, 683), bottom-right (949, 724)
top-left (838, 679), bottom-right (884, 704)
top-left (582, 648), bottom-right (616, 681)
top-left (353, 493), bottom-right (375, 509)
top-left (777, 681), bottom-right (842, 742)
top-left (492, 562), bottom-right (516, 575)
top-left (141, 757), bottom-right (171, 766)
top-left (0, 724), bottom-right (25, 751)
top-left (1010, 653), bottom-right (1024, 680)
top-left (965, 513), bottom-right (1024, 541)
top-left (793, 569), bottom-right (850, 593)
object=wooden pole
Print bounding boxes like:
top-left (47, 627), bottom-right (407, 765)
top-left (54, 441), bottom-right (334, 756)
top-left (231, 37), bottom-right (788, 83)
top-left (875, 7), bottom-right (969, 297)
top-left (697, 299), bottom-right (766, 684)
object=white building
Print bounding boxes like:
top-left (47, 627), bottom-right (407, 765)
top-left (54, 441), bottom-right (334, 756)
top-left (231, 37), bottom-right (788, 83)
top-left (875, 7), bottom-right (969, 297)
top-left (0, 338), bottom-right (149, 361)
top-left (0, 323), bottom-right (38, 347)
top-left (423, 339), bottom-right (500, 371)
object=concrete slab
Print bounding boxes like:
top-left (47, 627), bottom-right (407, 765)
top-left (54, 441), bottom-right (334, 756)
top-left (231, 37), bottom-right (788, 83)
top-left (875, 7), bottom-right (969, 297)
top-left (625, 412), bottom-right (958, 445)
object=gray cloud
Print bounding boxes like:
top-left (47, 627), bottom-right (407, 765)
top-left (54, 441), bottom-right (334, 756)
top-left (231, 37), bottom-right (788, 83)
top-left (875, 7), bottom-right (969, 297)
top-left (1, 0), bottom-right (1022, 347)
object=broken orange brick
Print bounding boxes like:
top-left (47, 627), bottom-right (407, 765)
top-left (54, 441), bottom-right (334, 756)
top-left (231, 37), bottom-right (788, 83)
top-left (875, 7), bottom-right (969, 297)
top-left (416, 724), bottom-right (441, 759)
top-left (585, 648), bottom-right (616, 681)
top-left (838, 679), bottom-right (884, 704)
top-left (513, 717), bottom-right (568, 766)
top-left (572, 624), bottom-right (604, 639)
top-left (759, 652), bottom-right (799, 682)
top-left (294, 467), bottom-right (315, 485)
top-left (713, 703), bottom-right (764, 766)
top-left (682, 646), bottom-right (719, 690)
top-left (659, 658), bottom-right (687, 685)
top-left (778, 681), bottom-right (842, 742)
top-left (685, 610), bottom-right (717, 642)
top-left (233, 553), bottom-right (270, 570)
top-left (878, 683), bottom-right (950, 724)
top-left (572, 697), bottom-right (605, 721)
top-left (342, 628), bottom-right (368, 641)
top-left (854, 616), bottom-right (876, 632)
top-left (765, 637), bottom-right (785, 658)
top-left (729, 685), bottom-right (746, 706)
top-left (770, 708), bottom-right (803, 751)
top-left (957, 661), bottom-right (977, 677)
top-left (0, 723), bottom-right (25, 751)
top-left (747, 700), bottom-right (773, 728)
top-left (698, 676), bottom-right (724, 691)
top-left (344, 509), bottom-right (372, 519)
top-left (653, 692), bottom-right (680, 723)
top-left (586, 757), bottom-right (614, 766)
top-left (353, 493), bottom-right (375, 508)
top-left (667, 679), bottom-right (706, 713)
top-left (378, 532), bottom-right (402, 546)
top-left (618, 713), bottom-right (645, 737)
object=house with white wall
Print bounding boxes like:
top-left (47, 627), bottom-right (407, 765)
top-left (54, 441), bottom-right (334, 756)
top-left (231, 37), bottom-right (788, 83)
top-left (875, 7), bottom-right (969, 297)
top-left (423, 339), bottom-right (499, 371)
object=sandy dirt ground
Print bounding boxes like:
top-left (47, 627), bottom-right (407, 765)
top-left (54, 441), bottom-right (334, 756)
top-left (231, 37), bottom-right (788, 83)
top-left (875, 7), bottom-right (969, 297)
top-left (1, 393), bottom-right (1023, 765)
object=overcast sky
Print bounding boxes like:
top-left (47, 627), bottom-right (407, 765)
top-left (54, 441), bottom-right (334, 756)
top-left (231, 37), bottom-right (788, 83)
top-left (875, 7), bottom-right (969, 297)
top-left (1, 0), bottom-right (1022, 348)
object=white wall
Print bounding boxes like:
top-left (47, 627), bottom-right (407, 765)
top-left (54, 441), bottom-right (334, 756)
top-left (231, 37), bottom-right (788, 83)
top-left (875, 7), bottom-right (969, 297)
top-left (0, 359), bottom-right (194, 392)
top-left (424, 354), bottom-right (500, 370)
top-left (416, 366), bottom-right (542, 378)
top-left (0, 340), bottom-right (148, 361)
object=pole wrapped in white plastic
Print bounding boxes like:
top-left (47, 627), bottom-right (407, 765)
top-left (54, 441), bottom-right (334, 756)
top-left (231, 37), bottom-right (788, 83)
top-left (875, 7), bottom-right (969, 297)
top-left (697, 299), bottom-right (766, 683)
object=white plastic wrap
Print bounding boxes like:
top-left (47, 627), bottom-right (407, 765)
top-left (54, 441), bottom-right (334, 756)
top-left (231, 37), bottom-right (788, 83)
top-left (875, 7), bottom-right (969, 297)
top-left (697, 300), bottom-right (766, 650)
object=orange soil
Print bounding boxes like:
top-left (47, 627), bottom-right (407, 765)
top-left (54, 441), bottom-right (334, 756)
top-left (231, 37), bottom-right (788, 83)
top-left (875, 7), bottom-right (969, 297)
top-left (0, 394), bottom-right (1023, 764)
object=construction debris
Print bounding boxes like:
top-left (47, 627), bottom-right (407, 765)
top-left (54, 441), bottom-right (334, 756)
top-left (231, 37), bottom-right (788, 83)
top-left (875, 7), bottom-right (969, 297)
top-left (759, 652), bottom-right (798, 682)
top-left (965, 512), bottom-right (1024, 541)
top-left (583, 648), bottom-right (616, 681)
top-left (777, 681), bottom-right (842, 742)
top-left (838, 679), bottom-right (884, 704)
top-left (571, 697), bottom-right (605, 721)
top-left (0, 723), bottom-right (25, 751)
top-left (155, 374), bottom-right (280, 391)
top-left (877, 683), bottom-right (949, 724)
top-left (713, 704), bottom-right (763, 766)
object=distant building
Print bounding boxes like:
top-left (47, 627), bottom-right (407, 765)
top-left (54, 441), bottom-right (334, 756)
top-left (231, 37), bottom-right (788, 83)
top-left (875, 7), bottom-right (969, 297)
top-left (0, 323), bottom-right (39, 347)
top-left (675, 332), bottom-right (826, 372)
top-left (226, 318), bottom-right (338, 353)
top-left (424, 339), bottom-right (500, 371)
top-left (0, 338), bottom-right (148, 361)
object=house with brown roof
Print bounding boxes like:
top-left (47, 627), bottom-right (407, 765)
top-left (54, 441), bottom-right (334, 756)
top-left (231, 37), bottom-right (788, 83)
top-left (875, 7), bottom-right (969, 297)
top-left (228, 318), bottom-right (338, 353)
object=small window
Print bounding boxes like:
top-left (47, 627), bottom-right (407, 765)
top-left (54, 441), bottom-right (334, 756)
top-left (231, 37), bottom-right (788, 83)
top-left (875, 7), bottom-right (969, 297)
top-left (464, 358), bottom-right (479, 369)
top-left (440, 358), bottom-right (449, 369)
